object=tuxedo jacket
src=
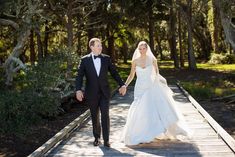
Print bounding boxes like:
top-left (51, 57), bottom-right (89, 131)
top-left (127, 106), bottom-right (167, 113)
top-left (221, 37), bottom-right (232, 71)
top-left (76, 53), bottom-right (124, 100)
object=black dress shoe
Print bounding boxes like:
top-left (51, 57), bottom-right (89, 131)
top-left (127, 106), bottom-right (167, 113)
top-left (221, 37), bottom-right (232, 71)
top-left (93, 138), bottom-right (100, 146)
top-left (104, 141), bottom-right (110, 147)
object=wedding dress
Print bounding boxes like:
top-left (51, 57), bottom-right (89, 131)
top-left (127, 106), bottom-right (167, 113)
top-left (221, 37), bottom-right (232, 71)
top-left (122, 41), bottom-right (191, 146)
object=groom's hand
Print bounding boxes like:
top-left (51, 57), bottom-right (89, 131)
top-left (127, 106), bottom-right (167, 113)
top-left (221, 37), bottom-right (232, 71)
top-left (119, 86), bottom-right (127, 96)
top-left (76, 90), bottom-right (84, 101)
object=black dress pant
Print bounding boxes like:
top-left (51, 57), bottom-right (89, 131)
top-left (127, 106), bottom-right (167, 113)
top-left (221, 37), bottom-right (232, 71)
top-left (88, 92), bottom-right (110, 142)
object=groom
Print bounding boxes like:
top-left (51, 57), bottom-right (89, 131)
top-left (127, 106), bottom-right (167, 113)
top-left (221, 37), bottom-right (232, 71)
top-left (76, 38), bottom-right (127, 147)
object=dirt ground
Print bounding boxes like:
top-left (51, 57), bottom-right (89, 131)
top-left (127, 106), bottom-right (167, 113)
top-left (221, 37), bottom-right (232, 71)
top-left (200, 100), bottom-right (235, 139)
top-left (0, 103), bottom-right (89, 157)
top-left (0, 68), bottom-right (234, 157)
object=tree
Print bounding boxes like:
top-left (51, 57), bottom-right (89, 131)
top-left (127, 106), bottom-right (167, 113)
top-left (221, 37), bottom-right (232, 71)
top-left (178, 5), bottom-right (184, 67)
top-left (214, 0), bottom-right (235, 52)
top-left (186, 0), bottom-right (197, 70)
top-left (47, 0), bottom-right (104, 76)
top-left (29, 30), bottom-right (36, 64)
top-left (208, 0), bottom-right (220, 52)
top-left (177, 0), bottom-right (197, 70)
top-left (168, 0), bottom-right (179, 68)
top-left (192, 3), bottom-right (212, 61)
top-left (0, 0), bottom-right (43, 86)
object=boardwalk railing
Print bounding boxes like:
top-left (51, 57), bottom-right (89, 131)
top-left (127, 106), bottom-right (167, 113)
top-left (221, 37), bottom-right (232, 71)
top-left (177, 82), bottom-right (235, 153)
top-left (28, 110), bottom-right (90, 157)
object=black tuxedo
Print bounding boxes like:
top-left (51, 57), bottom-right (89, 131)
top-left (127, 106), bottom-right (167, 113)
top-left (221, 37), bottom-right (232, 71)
top-left (76, 53), bottom-right (124, 142)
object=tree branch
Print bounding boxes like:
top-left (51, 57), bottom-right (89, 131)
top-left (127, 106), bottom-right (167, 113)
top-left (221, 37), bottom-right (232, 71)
top-left (0, 18), bottom-right (19, 30)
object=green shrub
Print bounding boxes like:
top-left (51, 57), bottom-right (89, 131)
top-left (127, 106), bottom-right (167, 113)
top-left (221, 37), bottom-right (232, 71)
top-left (182, 82), bottom-right (212, 100)
top-left (224, 53), bottom-right (235, 64)
top-left (0, 90), bottom-right (40, 134)
top-left (0, 52), bottom-right (76, 135)
top-left (181, 79), bottom-right (235, 101)
top-left (209, 53), bottom-right (235, 64)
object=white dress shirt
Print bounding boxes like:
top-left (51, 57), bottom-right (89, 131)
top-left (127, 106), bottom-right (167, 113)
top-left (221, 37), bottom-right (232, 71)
top-left (91, 52), bottom-right (101, 76)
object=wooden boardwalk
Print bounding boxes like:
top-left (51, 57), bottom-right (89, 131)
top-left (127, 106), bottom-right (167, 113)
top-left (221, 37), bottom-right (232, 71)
top-left (44, 85), bottom-right (235, 157)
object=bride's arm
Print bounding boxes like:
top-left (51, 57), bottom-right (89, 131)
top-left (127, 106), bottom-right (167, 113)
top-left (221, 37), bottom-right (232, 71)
top-left (125, 61), bottom-right (136, 87)
top-left (153, 59), bottom-right (159, 74)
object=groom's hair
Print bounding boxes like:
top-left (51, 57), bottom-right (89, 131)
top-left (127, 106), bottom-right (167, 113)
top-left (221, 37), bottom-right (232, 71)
top-left (89, 38), bottom-right (101, 47)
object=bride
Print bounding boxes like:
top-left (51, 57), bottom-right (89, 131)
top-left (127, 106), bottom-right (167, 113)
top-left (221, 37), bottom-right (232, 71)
top-left (121, 41), bottom-right (192, 146)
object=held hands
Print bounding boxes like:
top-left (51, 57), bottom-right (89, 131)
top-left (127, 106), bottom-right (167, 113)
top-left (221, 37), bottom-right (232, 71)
top-left (76, 86), bottom-right (126, 100)
top-left (119, 85), bottom-right (127, 96)
top-left (76, 90), bottom-right (84, 101)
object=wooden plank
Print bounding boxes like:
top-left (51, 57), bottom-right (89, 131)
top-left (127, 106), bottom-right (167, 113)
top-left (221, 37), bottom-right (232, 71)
top-left (28, 109), bottom-right (90, 157)
top-left (174, 152), bottom-right (235, 157)
top-left (177, 83), bottom-right (235, 153)
top-left (45, 85), bottom-right (235, 157)
top-left (47, 147), bottom-right (235, 157)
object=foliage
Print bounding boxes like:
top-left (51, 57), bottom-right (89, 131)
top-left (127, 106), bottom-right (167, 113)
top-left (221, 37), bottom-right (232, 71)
top-left (181, 79), bottom-right (235, 100)
top-left (209, 53), bottom-right (235, 64)
top-left (0, 52), bottom-right (76, 135)
top-left (181, 72), bottom-right (235, 98)
top-left (182, 82), bottom-right (213, 100)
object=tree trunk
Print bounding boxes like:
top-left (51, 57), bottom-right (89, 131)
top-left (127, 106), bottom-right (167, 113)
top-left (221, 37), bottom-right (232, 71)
top-left (105, 23), bottom-right (115, 61)
top-left (169, 0), bottom-right (179, 68)
top-left (101, 28), bottom-right (108, 54)
top-left (178, 8), bottom-right (184, 67)
top-left (156, 36), bottom-right (163, 60)
top-left (214, 0), bottom-right (235, 52)
top-left (66, 0), bottom-right (74, 78)
top-left (122, 42), bottom-right (128, 64)
top-left (148, 7), bottom-right (155, 54)
top-left (212, 0), bottom-right (220, 52)
top-left (108, 35), bottom-right (115, 62)
top-left (66, 18), bottom-right (73, 50)
top-left (76, 31), bottom-right (82, 55)
top-left (76, 14), bottom-right (82, 56)
top-left (4, 29), bottom-right (30, 86)
top-left (87, 11), bottom-right (96, 53)
top-left (29, 30), bottom-right (36, 65)
top-left (44, 20), bottom-right (49, 57)
top-left (187, 0), bottom-right (197, 70)
top-left (193, 28), bottom-right (212, 60)
top-left (35, 27), bottom-right (44, 63)
top-left (66, 0), bottom-right (73, 49)
top-left (19, 48), bottom-right (27, 64)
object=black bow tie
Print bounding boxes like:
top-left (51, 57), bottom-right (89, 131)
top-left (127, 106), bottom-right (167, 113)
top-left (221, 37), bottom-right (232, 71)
top-left (94, 55), bottom-right (101, 59)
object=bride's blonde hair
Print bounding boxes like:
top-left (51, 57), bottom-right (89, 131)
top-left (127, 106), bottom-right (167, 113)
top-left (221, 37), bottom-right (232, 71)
top-left (138, 41), bottom-right (148, 49)
top-left (132, 41), bottom-right (155, 61)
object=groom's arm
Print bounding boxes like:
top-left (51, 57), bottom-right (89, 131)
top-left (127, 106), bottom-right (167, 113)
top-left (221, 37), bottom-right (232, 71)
top-left (107, 57), bottom-right (125, 87)
top-left (76, 58), bottom-right (85, 91)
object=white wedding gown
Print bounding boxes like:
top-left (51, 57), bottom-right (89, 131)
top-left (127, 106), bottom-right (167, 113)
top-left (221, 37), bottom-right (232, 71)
top-left (122, 65), bottom-right (191, 145)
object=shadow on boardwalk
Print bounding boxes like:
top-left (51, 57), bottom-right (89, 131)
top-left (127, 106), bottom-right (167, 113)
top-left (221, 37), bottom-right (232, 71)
top-left (46, 85), bottom-right (234, 157)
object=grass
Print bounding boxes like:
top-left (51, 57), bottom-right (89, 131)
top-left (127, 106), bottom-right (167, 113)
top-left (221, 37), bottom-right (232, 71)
top-left (197, 63), bottom-right (235, 73)
top-left (181, 81), bottom-right (235, 100)
top-left (159, 60), bottom-right (235, 72)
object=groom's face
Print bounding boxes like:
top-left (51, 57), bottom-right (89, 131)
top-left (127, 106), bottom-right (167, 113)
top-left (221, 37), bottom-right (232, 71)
top-left (91, 41), bottom-right (102, 55)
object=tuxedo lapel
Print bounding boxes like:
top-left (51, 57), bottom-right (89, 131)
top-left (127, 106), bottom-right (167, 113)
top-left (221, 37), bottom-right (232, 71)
top-left (88, 53), bottom-right (99, 77)
top-left (99, 54), bottom-right (104, 77)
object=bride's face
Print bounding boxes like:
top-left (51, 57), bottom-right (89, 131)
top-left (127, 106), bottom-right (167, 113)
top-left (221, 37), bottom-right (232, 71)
top-left (138, 44), bottom-right (147, 55)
